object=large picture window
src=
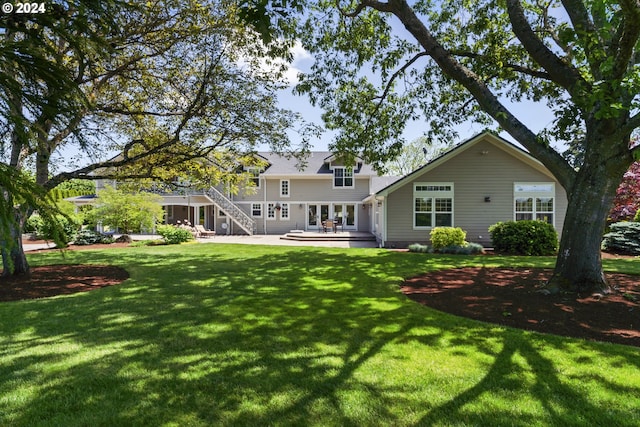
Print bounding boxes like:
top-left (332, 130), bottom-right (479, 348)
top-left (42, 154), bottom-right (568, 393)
top-left (413, 183), bottom-right (453, 229)
top-left (514, 183), bottom-right (554, 224)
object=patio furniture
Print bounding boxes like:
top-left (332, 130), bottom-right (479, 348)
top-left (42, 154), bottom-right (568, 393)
top-left (323, 219), bottom-right (336, 233)
top-left (195, 224), bottom-right (216, 238)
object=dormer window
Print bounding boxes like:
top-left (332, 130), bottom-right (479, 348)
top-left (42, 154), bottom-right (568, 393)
top-left (333, 167), bottom-right (353, 188)
top-left (247, 167), bottom-right (261, 188)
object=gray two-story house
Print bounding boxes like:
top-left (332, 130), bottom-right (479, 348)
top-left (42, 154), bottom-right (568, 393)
top-left (73, 132), bottom-right (569, 248)
top-left (160, 151), bottom-right (384, 236)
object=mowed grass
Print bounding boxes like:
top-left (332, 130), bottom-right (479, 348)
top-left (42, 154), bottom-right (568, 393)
top-left (1, 244), bottom-right (639, 426)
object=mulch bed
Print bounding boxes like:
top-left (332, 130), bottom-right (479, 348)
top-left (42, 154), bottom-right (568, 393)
top-left (402, 267), bottom-right (640, 347)
top-left (0, 264), bottom-right (129, 302)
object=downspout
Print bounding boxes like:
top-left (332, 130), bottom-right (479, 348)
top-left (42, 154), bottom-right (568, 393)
top-left (263, 175), bottom-right (267, 235)
top-left (382, 196), bottom-right (387, 248)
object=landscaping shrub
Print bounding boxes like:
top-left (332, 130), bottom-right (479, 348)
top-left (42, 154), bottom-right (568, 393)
top-left (407, 243), bottom-right (433, 253)
top-left (438, 242), bottom-right (485, 255)
top-left (489, 220), bottom-right (558, 255)
top-left (408, 241), bottom-right (484, 255)
top-left (25, 214), bottom-right (44, 234)
top-left (430, 227), bottom-right (466, 249)
top-left (115, 234), bottom-right (133, 243)
top-left (27, 213), bottom-right (81, 243)
top-left (73, 229), bottom-right (115, 245)
top-left (601, 221), bottom-right (640, 255)
top-left (157, 224), bottom-right (194, 244)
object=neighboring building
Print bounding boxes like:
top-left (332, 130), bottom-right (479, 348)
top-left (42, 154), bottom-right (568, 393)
top-left (68, 131), bottom-right (569, 248)
top-left (366, 132), bottom-right (569, 248)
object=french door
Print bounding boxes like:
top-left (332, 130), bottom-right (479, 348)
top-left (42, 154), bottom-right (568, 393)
top-left (333, 204), bottom-right (356, 230)
top-left (307, 204), bottom-right (330, 230)
top-left (308, 203), bottom-right (357, 230)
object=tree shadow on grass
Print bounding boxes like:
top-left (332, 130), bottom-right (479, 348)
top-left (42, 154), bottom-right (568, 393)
top-left (1, 246), bottom-right (639, 425)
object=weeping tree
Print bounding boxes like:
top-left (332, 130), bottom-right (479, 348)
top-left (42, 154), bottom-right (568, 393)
top-left (0, 165), bottom-right (68, 274)
top-left (1, 0), bottom-right (312, 276)
top-left (242, 0), bottom-right (640, 294)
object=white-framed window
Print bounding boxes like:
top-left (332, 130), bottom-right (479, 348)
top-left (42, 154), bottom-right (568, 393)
top-left (333, 167), bottom-right (354, 188)
top-left (413, 183), bottom-right (454, 229)
top-left (514, 183), bottom-right (554, 224)
top-left (280, 179), bottom-right (290, 197)
top-left (251, 203), bottom-right (262, 218)
top-left (247, 167), bottom-right (261, 188)
top-left (165, 205), bottom-right (174, 220)
top-left (218, 208), bottom-right (226, 217)
top-left (267, 202), bottom-right (276, 220)
top-left (280, 203), bottom-right (289, 220)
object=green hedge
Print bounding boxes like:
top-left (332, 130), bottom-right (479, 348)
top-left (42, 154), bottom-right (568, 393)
top-left (489, 220), bottom-right (558, 256)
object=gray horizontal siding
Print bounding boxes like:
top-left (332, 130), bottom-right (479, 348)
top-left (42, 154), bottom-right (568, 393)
top-left (386, 139), bottom-right (568, 246)
top-left (235, 177), bottom-right (371, 203)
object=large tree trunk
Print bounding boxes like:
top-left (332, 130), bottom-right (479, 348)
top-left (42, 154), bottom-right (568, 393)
top-left (549, 128), bottom-right (632, 294)
top-left (1, 209), bottom-right (29, 277)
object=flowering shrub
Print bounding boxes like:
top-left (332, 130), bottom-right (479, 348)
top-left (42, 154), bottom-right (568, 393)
top-left (157, 225), bottom-right (194, 244)
top-left (609, 161), bottom-right (640, 223)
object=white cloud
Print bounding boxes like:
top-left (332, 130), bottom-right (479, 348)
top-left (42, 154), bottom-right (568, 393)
top-left (237, 40), bottom-right (313, 86)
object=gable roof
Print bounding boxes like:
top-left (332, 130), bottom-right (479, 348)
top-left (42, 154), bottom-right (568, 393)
top-left (371, 131), bottom-right (556, 198)
top-left (256, 151), bottom-right (378, 177)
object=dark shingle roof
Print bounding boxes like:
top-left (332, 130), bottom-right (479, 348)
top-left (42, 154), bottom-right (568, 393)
top-left (257, 151), bottom-right (378, 176)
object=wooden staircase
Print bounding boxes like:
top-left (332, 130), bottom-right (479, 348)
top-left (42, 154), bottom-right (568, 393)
top-left (204, 187), bottom-right (256, 235)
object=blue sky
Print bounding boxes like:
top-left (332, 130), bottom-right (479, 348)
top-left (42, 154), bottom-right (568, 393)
top-left (278, 41), bottom-right (557, 153)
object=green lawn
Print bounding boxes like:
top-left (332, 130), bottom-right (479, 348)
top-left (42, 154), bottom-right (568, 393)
top-left (1, 244), bottom-right (639, 426)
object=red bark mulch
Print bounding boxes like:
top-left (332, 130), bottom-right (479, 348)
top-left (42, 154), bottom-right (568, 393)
top-left (0, 264), bottom-right (129, 302)
top-left (402, 267), bottom-right (640, 347)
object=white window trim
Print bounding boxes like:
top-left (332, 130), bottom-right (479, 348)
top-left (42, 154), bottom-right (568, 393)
top-left (251, 203), bottom-right (262, 218)
top-left (280, 202), bottom-right (290, 220)
top-left (413, 182), bottom-right (454, 230)
top-left (513, 182), bottom-right (555, 225)
top-left (332, 166), bottom-right (355, 189)
top-left (247, 167), bottom-right (261, 189)
top-left (280, 179), bottom-right (290, 197)
top-left (267, 202), bottom-right (276, 220)
top-left (166, 205), bottom-right (174, 220)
